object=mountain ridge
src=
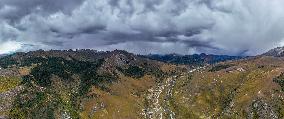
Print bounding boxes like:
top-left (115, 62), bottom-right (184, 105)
top-left (1, 47), bottom-right (284, 118)
top-left (144, 53), bottom-right (244, 66)
top-left (262, 46), bottom-right (284, 57)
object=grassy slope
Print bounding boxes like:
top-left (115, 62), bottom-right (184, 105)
top-left (171, 56), bottom-right (284, 118)
top-left (0, 76), bottom-right (21, 93)
top-left (81, 75), bottom-right (156, 119)
top-left (81, 64), bottom-right (179, 119)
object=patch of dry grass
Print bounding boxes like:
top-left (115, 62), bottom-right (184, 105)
top-left (80, 74), bottom-right (157, 119)
top-left (0, 76), bottom-right (21, 93)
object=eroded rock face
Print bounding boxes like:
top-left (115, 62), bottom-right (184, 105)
top-left (248, 99), bottom-right (279, 119)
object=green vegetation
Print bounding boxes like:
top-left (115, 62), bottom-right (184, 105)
top-left (0, 56), bottom-right (18, 68)
top-left (273, 73), bottom-right (284, 91)
top-left (10, 89), bottom-right (62, 119)
top-left (20, 57), bottom-right (112, 95)
top-left (117, 65), bottom-right (145, 78)
top-left (8, 56), bottom-right (118, 119)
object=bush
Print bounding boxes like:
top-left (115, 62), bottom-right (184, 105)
top-left (117, 65), bottom-right (145, 78)
top-left (22, 57), bottom-right (115, 96)
top-left (0, 56), bottom-right (18, 68)
top-left (273, 73), bottom-right (284, 91)
top-left (209, 64), bottom-right (232, 72)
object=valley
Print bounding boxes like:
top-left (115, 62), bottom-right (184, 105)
top-left (1, 49), bottom-right (284, 118)
top-left (144, 74), bottom-right (178, 119)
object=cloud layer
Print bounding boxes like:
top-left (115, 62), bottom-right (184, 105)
top-left (0, 0), bottom-right (284, 55)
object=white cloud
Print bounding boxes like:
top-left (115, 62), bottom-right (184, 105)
top-left (0, 41), bottom-right (22, 54)
top-left (1, 0), bottom-right (284, 55)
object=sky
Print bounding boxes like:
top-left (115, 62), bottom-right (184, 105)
top-left (0, 0), bottom-right (284, 55)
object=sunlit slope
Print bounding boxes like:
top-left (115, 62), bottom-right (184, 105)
top-left (171, 56), bottom-right (284, 118)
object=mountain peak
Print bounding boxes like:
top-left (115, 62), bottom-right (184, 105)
top-left (262, 46), bottom-right (284, 57)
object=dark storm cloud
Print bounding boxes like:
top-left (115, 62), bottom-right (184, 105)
top-left (1, 0), bottom-right (284, 55)
top-left (0, 0), bottom-right (84, 21)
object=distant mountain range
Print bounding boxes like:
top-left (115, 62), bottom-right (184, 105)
top-left (144, 53), bottom-right (244, 65)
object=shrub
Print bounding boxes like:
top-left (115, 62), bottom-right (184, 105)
top-left (117, 65), bottom-right (145, 78)
top-left (273, 73), bottom-right (284, 91)
top-left (209, 64), bottom-right (232, 72)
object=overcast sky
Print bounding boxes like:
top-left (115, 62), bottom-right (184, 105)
top-left (0, 0), bottom-right (284, 55)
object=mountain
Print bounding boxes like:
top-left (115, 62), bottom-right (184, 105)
top-left (2, 48), bottom-right (284, 119)
top-left (262, 46), bottom-right (284, 57)
top-left (0, 49), bottom-right (183, 119)
top-left (167, 54), bottom-right (284, 118)
top-left (144, 53), bottom-right (243, 66)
